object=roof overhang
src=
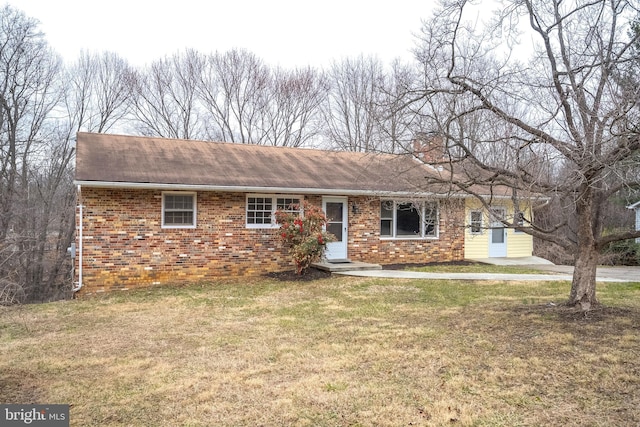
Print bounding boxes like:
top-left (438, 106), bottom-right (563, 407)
top-left (73, 180), bottom-right (466, 199)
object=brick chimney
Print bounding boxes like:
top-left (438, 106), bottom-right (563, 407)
top-left (412, 133), bottom-right (446, 163)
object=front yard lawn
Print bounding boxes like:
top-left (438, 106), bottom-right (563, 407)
top-left (1, 276), bottom-right (639, 426)
top-left (399, 262), bottom-right (554, 275)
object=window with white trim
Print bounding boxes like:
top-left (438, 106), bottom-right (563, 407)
top-left (246, 195), bottom-right (301, 228)
top-left (162, 192), bottom-right (196, 228)
top-left (247, 196), bottom-right (273, 226)
top-left (470, 210), bottom-right (483, 234)
top-left (380, 200), bottom-right (438, 238)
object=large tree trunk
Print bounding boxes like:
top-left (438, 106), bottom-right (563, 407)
top-left (567, 191), bottom-right (601, 311)
top-left (567, 244), bottom-right (599, 310)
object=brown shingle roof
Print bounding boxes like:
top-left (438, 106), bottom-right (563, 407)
top-left (74, 133), bottom-right (460, 196)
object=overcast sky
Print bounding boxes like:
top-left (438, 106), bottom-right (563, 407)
top-left (6, 0), bottom-right (435, 68)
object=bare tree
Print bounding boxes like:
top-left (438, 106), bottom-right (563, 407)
top-left (130, 49), bottom-right (204, 139)
top-left (19, 130), bottom-right (76, 302)
top-left (195, 49), bottom-right (326, 146)
top-left (412, 0), bottom-right (640, 309)
top-left (197, 49), bottom-right (270, 143)
top-left (64, 50), bottom-right (134, 134)
top-left (0, 5), bottom-right (72, 302)
top-left (321, 56), bottom-right (387, 152)
top-left (258, 67), bottom-right (328, 147)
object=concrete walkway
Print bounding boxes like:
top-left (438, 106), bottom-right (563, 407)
top-left (333, 257), bottom-right (640, 283)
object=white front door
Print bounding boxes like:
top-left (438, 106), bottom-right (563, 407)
top-left (323, 197), bottom-right (348, 261)
top-left (489, 207), bottom-right (507, 257)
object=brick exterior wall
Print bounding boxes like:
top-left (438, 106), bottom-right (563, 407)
top-left (347, 196), bottom-right (465, 265)
top-left (75, 188), bottom-right (465, 295)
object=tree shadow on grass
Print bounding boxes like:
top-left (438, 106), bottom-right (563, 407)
top-left (509, 303), bottom-right (640, 323)
top-left (264, 268), bottom-right (333, 282)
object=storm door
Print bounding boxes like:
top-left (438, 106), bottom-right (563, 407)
top-left (322, 197), bottom-right (348, 261)
top-left (489, 207), bottom-right (507, 257)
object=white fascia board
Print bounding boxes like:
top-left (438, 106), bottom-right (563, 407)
top-left (475, 194), bottom-right (548, 202)
top-left (627, 201), bottom-right (640, 209)
top-left (73, 180), bottom-right (464, 199)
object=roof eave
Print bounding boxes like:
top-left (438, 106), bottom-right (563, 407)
top-left (73, 180), bottom-right (463, 198)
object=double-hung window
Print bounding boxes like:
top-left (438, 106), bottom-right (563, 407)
top-left (380, 200), bottom-right (438, 239)
top-left (162, 192), bottom-right (197, 228)
top-left (470, 210), bottom-right (483, 234)
top-left (246, 195), bottom-right (301, 228)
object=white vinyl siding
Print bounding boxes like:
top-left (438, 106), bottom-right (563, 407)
top-left (464, 199), bottom-right (534, 258)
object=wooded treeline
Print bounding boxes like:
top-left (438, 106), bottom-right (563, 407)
top-left (1, 2), bottom-right (639, 304)
top-left (0, 4), bottom-right (431, 303)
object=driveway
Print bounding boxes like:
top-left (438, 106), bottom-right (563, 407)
top-left (471, 256), bottom-right (640, 282)
top-left (525, 264), bottom-right (640, 282)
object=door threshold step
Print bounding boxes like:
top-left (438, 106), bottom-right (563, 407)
top-left (311, 261), bottom-right (382, 272)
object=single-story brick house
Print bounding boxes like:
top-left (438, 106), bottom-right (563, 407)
top-left (73, 132), bottom-right (536, 294)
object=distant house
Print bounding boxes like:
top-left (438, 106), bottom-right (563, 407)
top-left (629, 201), bottom-right (640, 243)
top-left (73, 133), bottom-right (537, 295)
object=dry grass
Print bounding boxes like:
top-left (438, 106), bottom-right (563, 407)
top-left (1, 276), bottom-right (639, 426)
top-left (401, 263), bottom-right (550, 275)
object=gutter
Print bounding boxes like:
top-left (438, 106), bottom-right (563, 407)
top-left (72, 179), bottom-right (546, 201)
top-left (72, 180), bottom-right (470, 199)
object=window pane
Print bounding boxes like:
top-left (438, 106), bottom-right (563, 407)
top-left (380, 201), bottom-right (394, 236)
top-left (380, 201), bottom-right (393, 219)
top-left (248, 211), bottom-right (272, 224)
top-left (424, 202), bottom-right (437, 237)
top-left (380, 219), bottom-right (392, 237)
top-left (470, 211), bottom-right (482, 233)
top-left (277, 198), bottom-right (300, 211)
top-left (165, 211), bottom-right (193, 225)
top-left (396, 203), bottom-right (421, 236)
top-left (327, 222), bottom-right (343, 241)
top-left (325, 202), bottom-right (343, 222)
top-left (165, 196), bottom-right (176, 209)
top-left (257, 212), bottom-right (271, 223)
top-left (165, 195), bottom-right (193, 210)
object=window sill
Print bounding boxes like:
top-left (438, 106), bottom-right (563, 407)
top-left (380, 236), bottom-right (439, 241)
top-left (246, 224), bottom-right (279, 230)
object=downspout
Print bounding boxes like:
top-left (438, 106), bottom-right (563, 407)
top-left (72, 185), bottom-right (83, 293)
